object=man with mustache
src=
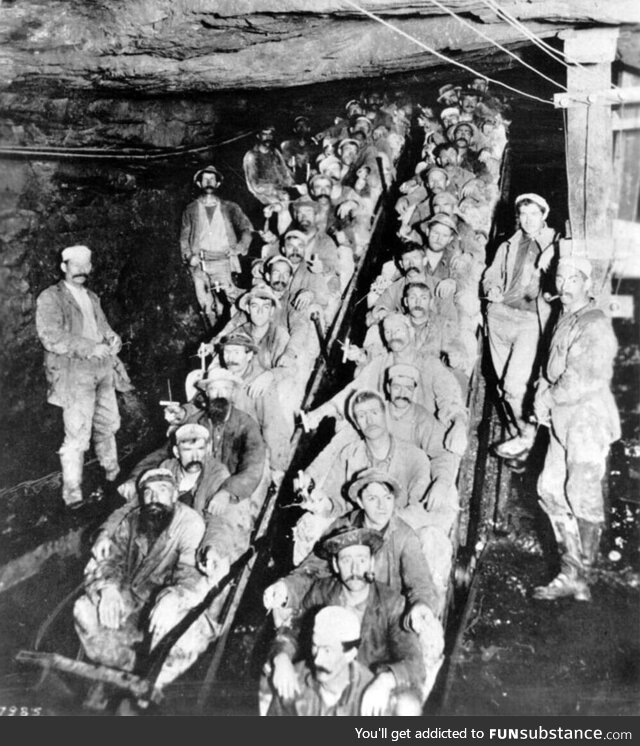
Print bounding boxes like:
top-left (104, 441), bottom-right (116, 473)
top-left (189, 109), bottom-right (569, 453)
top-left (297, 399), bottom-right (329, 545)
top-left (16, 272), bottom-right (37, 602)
top-left (266, 606), bottom-right (374, 716)
top-left (242, 125), bottom-right (297, 206)
top-left (482, 193), bottom-right (558, 463)
top-left (532, 256), bottom-right (620, 602)
top-left (180, 165), bottom-right (254, 330)
top-left (264, 470), bottom-right (445, 699)
top-left (265, 527), bottom-right (425, 716)
top-left (305, 314), bottom-right (467, 441)
top-left (74, 468), bottom-right (215, 700)
top-left (35, 245), bottom-right (133, 509)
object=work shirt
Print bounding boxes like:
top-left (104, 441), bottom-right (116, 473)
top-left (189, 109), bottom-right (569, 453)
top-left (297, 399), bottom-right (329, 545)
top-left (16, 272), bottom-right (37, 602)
top-left (267, 660), bottom-right (373, 716)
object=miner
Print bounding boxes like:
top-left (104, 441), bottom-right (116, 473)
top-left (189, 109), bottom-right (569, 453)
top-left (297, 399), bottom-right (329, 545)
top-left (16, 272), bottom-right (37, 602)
top-left (35, 245), bottom-right (133, 509)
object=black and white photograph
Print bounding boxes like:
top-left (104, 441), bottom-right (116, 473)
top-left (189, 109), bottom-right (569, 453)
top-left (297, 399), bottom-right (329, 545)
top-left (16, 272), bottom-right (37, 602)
top-left (0, 0), bottom-right (639, 723)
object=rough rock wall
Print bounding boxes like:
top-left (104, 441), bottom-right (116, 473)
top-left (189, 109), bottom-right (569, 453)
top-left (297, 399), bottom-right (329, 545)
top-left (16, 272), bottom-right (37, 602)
top-left (2, 0), bottom-right (639, 93)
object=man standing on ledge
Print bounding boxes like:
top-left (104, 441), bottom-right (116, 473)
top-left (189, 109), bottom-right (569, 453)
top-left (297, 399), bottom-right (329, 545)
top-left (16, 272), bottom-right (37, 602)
top-left (180, 164), bottom-right (253, 331)
top-left (36, 245), bottom-right (133, 509)
top-left (532, 255), bottom-right (620, 601)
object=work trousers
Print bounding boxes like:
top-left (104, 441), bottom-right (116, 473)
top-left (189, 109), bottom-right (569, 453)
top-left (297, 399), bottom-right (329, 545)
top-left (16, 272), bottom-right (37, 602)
top-left (486, 302), bottom-right (540, 434)
top-left (74, 591), bottom-right (216, 690)
top-left (59, 358), bottom-right (120, 465)
top-left (537, 403), bottom-right (610, 525)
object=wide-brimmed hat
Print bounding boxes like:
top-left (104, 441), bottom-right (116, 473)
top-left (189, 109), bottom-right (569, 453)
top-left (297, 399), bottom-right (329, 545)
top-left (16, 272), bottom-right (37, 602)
top-left (193, 164), bottom-right (223, 185)
top-left (238, 285), bottom-right (281, 312)
top-left (318, 526), bottom-right (384, 559)
top-left (195, 367), bottom-right (243, 391)
top-left (347, 467), bottom-right (403, 504)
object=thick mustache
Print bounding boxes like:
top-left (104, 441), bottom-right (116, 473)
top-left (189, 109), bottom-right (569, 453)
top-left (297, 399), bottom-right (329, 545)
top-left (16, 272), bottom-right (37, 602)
top-left (73, 273), bottom-right (89, 279)
top-left (394, 396), bottom-right (411, 403)
top-left (185, 460), bottom-right (203, 470)
top-left (271, 282), bottom-right (287, 291)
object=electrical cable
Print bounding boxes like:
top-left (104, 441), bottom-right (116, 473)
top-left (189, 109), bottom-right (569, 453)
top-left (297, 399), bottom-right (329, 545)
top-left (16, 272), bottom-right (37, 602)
top-left (481, 0), bottom-right (622, 92)
top-left (424, 0), bottom-right (568, 92)
top-left (341, 0), bottom-right (556, 106)
top-left (0, 129), bottom-right (255, 162)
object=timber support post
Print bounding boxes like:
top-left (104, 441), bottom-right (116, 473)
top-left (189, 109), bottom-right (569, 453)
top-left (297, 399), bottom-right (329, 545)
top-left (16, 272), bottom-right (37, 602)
top-left (554, 27), bottom-right (619, 299)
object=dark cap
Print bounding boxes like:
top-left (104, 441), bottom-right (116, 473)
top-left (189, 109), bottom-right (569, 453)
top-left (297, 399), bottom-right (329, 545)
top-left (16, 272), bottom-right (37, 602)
top-left (319, 526), bottom-right (384, 559)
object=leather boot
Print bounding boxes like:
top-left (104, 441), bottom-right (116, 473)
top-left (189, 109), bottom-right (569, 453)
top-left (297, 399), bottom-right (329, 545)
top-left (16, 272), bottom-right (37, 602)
top-left (94, 436), bottom-right (120, 482)
top-left (59, 448), bottom-right (84, 506)
top-left (534, 514), bottom-right (591, 601)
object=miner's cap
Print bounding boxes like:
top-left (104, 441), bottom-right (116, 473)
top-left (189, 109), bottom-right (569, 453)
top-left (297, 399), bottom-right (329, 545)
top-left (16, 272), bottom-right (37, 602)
top-left (138, 468), bottom-right (177, 490)
top-left (515, 193), bottom-right (550, 218)
top-left (314, 606), bottom-right (362, 645)
top-left (61, 245), bottom-right (92, 263)
top-left (174, 423), bottom-right (210, 443)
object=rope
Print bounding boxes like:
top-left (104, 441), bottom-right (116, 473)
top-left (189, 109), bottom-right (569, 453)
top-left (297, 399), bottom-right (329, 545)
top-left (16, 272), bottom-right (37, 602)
top-left (340, 0), bottom-right (555, 106)
top-left (424, 0), bottom-right (568, 92)
top-left (481, 0), bottom-right (622, 92)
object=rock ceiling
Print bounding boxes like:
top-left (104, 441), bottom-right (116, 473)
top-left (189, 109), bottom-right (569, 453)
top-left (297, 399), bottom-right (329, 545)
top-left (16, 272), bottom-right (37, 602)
top-left (1, 1), bottom-right (639, 93)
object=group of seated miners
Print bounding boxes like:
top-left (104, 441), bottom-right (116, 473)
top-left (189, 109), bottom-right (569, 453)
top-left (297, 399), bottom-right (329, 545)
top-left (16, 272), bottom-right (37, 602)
top-left (72, 82), bottom-right (512, 715)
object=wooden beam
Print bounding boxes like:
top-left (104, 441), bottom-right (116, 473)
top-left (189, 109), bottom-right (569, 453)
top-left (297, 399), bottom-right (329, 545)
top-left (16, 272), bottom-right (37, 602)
top-left (554, 86), bottom-right (640, 109)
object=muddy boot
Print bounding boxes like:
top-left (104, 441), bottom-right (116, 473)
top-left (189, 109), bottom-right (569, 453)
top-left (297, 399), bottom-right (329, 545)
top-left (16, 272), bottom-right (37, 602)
top-left (59, 448), bottom-right (85, 507)
top-left (533, 514), bottom-right (590, 601)
top-left (578, 518), bottom-right (602, 582)
top-left (95, 436), bottom-right (120, 482)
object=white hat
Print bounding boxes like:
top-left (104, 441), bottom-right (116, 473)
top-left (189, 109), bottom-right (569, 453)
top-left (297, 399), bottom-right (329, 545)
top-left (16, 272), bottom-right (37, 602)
top-left (174, 423), bottom-right (210, 443)
top-left (313, 606), bottom-right (362, 646)
top-left (138, 468), bottom-right (177, 490)
top-left (440, 107), bottom-right (460, 120)
top-left (558, 254), bottom-right (592, 279)
top-left (386, 363), bottom-right (421, 385)
top-left (515, 193), bottom-right (550, 219)
top-left (61, 245), bottom-right (91, 263)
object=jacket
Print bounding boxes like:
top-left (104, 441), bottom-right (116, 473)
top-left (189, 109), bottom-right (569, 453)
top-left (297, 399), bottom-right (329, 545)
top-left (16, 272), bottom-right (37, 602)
top-left (284, 509), bottom-right (440, 614)
top-left (272, 577), bottom-right (425, 692)
top-left (482, 226), bottom-right (557, 328)
top-left (35, 280), bottom-right (132, 407)
top-left (85, 502), bottom-right (208, 608)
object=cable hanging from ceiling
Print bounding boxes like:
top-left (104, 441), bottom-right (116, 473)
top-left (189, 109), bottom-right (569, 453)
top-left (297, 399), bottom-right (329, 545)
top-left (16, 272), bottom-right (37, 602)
top-left (424, 0), bottom-right (568, 92)
top-left (341, 0), bottom-right (556, 106)
top-left (480, 0), bottom-right (622, 91)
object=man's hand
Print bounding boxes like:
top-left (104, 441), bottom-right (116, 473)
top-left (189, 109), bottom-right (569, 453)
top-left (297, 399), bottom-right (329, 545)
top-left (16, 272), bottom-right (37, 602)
top-left (197, 544), bottom-right (230, 581)
top-left (259, 229), bottom-right (278, 244)
top-left (272, 652), bottom-right (301, 701)
top-left (92, 531), bottom-right (113, 562)
top-left (98, 586), bottom-right (125, 630)
top-left (406, 602), bottom-right (437, 635)
top-left (537, 246), bottom-right (554, 272)
top-left (533, 385), bottom-right (552, 427)
top-left (263, 580), bottom-right (289, 611)
top-left (248, 370), bottom-right (274, 398)
top-left (361, 671), bottom-right (395, 716)
top-left (117, 480), bottom-right (137, 502)
top-left (299, 407), bottom-right (326, 432)
top-left (189, 255), bottom-right (200, 268)
top-left (485, 286), bottom-right (504, 303)
top-left (423, 482), bottom-right (451, 515)
top-left (148, 592), bottom-right (182, 647)
top-left (446, 347), bottom-right (465, 370)
top-left (294, 289), bottom-right (315, 311)
top-left (436, 278), bottom-right (457, 299)
top-left (444, 418), bottom-right (468, 456)
top-left (337, 201), bottom-right (358, 220)
top-left (207, 489), bottom-right (232, 517)
top-left (163, 403), bottom-right (186, 426)
top-left (90, 343), bottom-right (112, 361)
top-left (306, 254), bottom-right (324, 275)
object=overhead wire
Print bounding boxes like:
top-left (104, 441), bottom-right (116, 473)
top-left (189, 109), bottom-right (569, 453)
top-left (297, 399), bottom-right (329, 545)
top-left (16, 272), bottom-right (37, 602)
top-left (481, 0), bottom-right (622, 92)
top-left (341, 0), bottom-right (556, 106)
top-left (424, 0), bottom-right (568, 92)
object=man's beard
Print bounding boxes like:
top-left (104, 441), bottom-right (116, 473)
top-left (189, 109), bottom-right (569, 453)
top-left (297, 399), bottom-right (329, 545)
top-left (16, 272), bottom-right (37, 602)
top-left (139, 504), bottom-right (174, 544)
top-left (207, 397), bottom-right (230, 426)
top-left (287, 253), bottom-right (304, 264)
top-left (270, 280), bottom-right (287, 292)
